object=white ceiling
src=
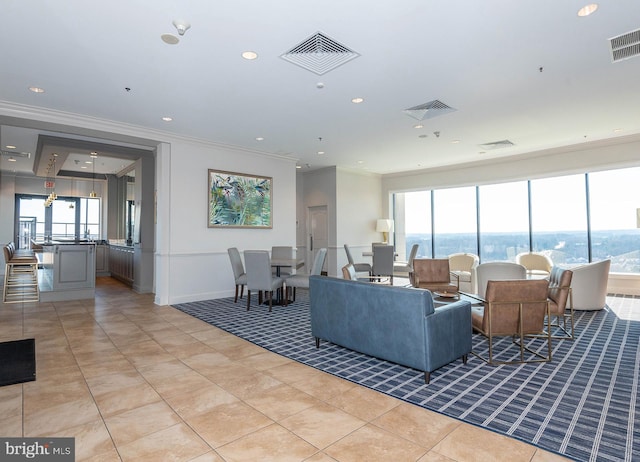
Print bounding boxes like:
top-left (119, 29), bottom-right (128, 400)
top-left (1, 1), bottom-right (639, 176)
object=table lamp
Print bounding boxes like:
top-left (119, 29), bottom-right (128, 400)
top-left (376, 219), bottom-right (394, 244)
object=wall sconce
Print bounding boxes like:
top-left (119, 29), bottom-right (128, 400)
top-left (376, 219), bottom-right (394, 244)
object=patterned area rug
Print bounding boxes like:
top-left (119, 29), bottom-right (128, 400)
top-left (174, 293), bottom-right (640, 462)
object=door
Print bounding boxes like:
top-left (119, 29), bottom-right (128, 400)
top-left (308, 206), bottom-right (328, 274)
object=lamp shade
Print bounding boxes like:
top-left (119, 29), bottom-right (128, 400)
top-left (376, 219), bottom-right (394, 233)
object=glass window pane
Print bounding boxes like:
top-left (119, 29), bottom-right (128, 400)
top-left (530, 174), bottom-right (588, 266)
top-left (51, 199), bottom-right (77, 239)
top-left (433, 187), bottom-right (477, 258)
top-left (589, 167), bottom-right (640, 273)
top-left (479, 181), bottom-right (529, 262)
top-left (395, 191), bottom-right (433, 259)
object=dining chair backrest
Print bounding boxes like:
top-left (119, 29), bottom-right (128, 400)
top-left (227, 247), bottom-right (245, 280)
top-left (476, 262), bottom-right (527, 298)
top-left (344, 244), bottom-right (356, 265)
top-left (244, 250), bottom-right (275, 291)
top-left (373, 244), bottom-right (394, 276)
top-left (310, 248), bottom-right (327, 276)
top-left (271, 246), bottom-right (294, 259)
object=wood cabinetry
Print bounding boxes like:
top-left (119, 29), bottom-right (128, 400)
top-left (109, 245), bottom-right (134, 286)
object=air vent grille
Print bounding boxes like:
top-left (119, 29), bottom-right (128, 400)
top-left (281, 32), bottom-right (359, 75)
top-left (403, 100), bottom-right (456, 121)
top-left (479, 140), bottom-right (515, 150)
top-left (610, 29), bottom-right (640, 62)
top-left (1, 150), bottom-right (31, 158)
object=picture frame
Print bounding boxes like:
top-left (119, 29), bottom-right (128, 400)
top-left (208, 169), bottom-right (272, 228)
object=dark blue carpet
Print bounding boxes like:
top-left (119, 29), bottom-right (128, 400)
top-left (174, 293), bottom-right (640, 462)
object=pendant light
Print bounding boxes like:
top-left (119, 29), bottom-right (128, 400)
top-left (89, 152), bottom-right (97, 198)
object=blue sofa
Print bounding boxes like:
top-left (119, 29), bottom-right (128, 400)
top-left (309, 276), bottom-right (472, 383)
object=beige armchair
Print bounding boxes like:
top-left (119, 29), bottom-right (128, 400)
top-left (516, 252), bottom-right (553, 279)
top-left (569, 259), bottom-right (610, 311)
top-left (448, 252), bottom-right (479, 294)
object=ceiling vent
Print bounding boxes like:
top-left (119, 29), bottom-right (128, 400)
top-left (609, 28), bottom-right (640, 62)
top-left (280, 32), bottom-right (360, 75)
top-left (403, 100), bottom-right (456, 121)
top-left (1, 150), bottom-right (31, 158)
top-left (479, 140), bottom-right (515, 150)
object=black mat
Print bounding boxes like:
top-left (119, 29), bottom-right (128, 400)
top-left (0, 338), bottom-right (36, 387)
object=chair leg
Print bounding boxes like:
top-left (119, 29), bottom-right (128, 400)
top-left (234, 285), bottom-right (239, 303)
top-left (268, 290), bottom-right (273, 312)
top-left (246, 290), bottom-right (251, 310)
top-left (240, 285), bottom-right (244, 299)
top-left (293, 287), bottom-right (296, 301)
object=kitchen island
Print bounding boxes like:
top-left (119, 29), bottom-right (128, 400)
top-left (39, 241), bottom-right (96, 302)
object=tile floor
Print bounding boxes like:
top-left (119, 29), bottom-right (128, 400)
top-left (0, 277), bottom-right (571, 461)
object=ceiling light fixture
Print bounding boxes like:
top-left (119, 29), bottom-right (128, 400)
top-left (413, 124), bottom-right (424, 129)
top-left (317, 151), bottom-right (325, 155)
top-left (578, 4), bottom-right (598, 16)
top-left (242, 51), bottom-right (258, 60)
top-left (255, 137), bottom-right (264, 141)
top-left (351, 97), bottom-right (364, 104)
top-left (162, 116), bottom-right (173, 122)
top-left (172, 19), bottom-right (191, 36)
top-left (90, 152), bottom-right (98, 198)
top-left (29, 86), bottom-right (45, 93)
top-left (5, 145), bottom-right (16, 149)
top-left (7, 156), bottom-right (16, 162)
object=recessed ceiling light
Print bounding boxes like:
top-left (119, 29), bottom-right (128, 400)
top-left (357, 160), bottom-right (364, 164)
top-left (7, 157), bottom-right (16, 162)
top-left (85, 161), bottom-right (93, 164)
top-left (451, 140), bottom-right (460, 144)
top-left (317, 151), bottom-right (325, 155)
top-left (613, 128), bottom-right (622, 133)
top-left (29, 86), bottom-right (45, 93)
top-left (296, 165), bottom-right (302, 169)
top-left (413, 124), bottom-right (424, 129)
top-left (577, 4), bottom-right (598, 16)
top-left (418, 134), bottom-right (428, 138)
top-left (242, 51), bottom-right (258, 60)
top-left (162, 116), bottom-right (173, 122)
top-left (5, 145), bottom-right (16, 149)
top-left (351, 97), bottom-right (364, 104)
top-left (161, 33), bottom-right (180, 45)
top-left (81, 166), bottom-right (88, 169)
top-left (255, 137), bottom-right (264, 141)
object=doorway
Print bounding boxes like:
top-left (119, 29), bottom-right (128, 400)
top-left (307, 205), bottom-right (328, 274)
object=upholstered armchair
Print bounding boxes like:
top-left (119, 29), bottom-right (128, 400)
top-left (471, 279), bottom-right (551, 365)
top-left (547, 266), bottom-right (574, 339)
top-left (475, 262), bottom-right (526, 298)
top-left (516, 252), bottom-right (553, 279)
top-left (569, 259), bottom-right (611, 311)
top-left (448, 252), bottom-right (479, 294)
top-left (412, 258), bottom-right (459, 295)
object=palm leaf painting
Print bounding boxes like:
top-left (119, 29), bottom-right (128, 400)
top-left (208, 170), bottom-right (272, 228)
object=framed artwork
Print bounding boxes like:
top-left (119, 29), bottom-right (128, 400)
top-left (208, 169), bottom-right (272, 228)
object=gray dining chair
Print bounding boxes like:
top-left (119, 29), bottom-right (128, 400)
top-left (285, 248), bottom-right (327, 302)
top-left (244, 250), bottom-right (284, 312)
top-left (227, 247), bottom-right (247, 303)
top-left (271, 246), bottom-right (295, 277)
top-left (372, 244), bottom-right (394, 284)
top-left (344, 244), bottom-right (372, 275)
top-left (393, 243), bottom-right (419, 279)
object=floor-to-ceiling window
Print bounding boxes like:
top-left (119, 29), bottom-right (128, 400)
top-left (589, 167), bottom-right (640, 273)
top-left (392, 165), bottom-right (640, 274)
top-left (530, 174), bottom-right (589, 266)
top-left (433, 186), bottom-right (477, 257)
top-left (400, 191), bottom-right (433, 258)
top-left (478, 181), bottom-right (529, 262)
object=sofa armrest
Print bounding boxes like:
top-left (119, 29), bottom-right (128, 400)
top-left (423, 300), bottom-right (472, 372)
